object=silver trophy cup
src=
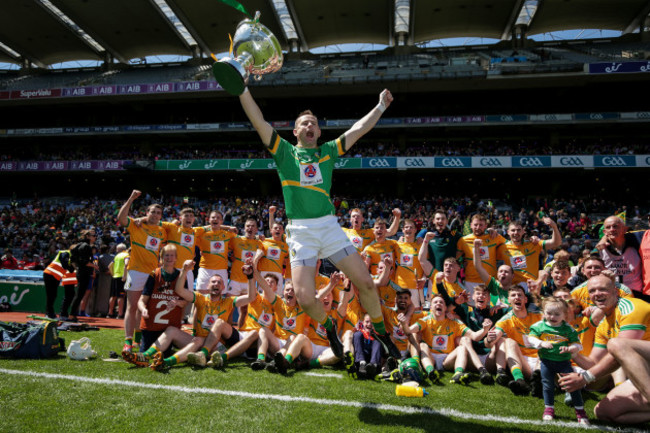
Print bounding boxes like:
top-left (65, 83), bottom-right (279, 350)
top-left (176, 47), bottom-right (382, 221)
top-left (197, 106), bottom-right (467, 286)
top-left (212, 11), bottom-right (283, 95)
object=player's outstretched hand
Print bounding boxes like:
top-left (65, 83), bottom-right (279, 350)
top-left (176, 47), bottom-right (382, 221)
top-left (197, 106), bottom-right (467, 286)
top-left (379, 89), bottom-right (393, 111)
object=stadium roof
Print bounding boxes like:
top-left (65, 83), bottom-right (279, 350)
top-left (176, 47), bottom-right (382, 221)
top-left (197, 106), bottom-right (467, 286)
top-left (0, 0), bottom-right (648, 67)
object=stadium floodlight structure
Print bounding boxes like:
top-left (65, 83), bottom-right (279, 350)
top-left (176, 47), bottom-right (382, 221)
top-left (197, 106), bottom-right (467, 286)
top-left (36, 0), bottom-right (119, 66)
top-left (271, 0), bottom-right (300, 52)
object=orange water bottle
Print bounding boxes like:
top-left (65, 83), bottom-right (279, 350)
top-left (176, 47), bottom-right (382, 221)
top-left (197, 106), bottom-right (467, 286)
top-left (395, 384), bottom-right (428, 397)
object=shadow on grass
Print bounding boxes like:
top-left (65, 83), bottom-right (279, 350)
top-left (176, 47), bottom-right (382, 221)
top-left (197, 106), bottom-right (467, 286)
top-left (358, 406), bottom-right (543, 433)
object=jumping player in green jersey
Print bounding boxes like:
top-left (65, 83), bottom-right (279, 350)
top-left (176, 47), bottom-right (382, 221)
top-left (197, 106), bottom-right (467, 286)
top-left (239, 87), bottom-right (400, 360)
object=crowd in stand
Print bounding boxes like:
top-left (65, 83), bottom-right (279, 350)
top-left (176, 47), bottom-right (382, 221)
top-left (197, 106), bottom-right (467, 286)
top-left (0, 140), bottom-right (646, 163)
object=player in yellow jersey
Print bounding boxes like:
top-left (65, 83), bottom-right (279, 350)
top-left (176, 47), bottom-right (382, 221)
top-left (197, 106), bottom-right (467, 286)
top-left (342, 207), bottom-right (401, 252)
top-left (395, 219), bottom-right (424, 307)
top-left (229, 218), bottom-right (264, 296)
top-left (559, 275), bottom-right (650, 424)
top-left (456, 214), bottom-right (506, 297)
top-left (422, 256), bottom-right (467, 308)
top-left (400, 294), bottom-right (491, 384)
top-left (488, 285), bottom-right (543, 396)
top-left (374, 257), bottom-right (402, 308)
top-left (250, 275), bottom-right (303, 370)
top-left (269, 290), bottom-right (347, 374)
top-left (254, 220), bottom-right (289, 294)
top-left (571, 256), bottom-right (632, 309)
top-left (362, 218), bottom-right (400, 275)
top-left (497, 218), bottom-right (561, 290)
top-left (195, 210), bottom-right (236, 293)
top-left (117, 190), bottom-right (166, 353)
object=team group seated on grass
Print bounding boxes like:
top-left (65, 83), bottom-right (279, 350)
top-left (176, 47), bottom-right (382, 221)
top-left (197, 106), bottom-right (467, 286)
top-left (114, 189), bottom-right (650, 426)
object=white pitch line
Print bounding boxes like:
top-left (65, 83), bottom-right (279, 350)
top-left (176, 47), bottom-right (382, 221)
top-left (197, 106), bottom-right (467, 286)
top-left (303, 372), bottom-right (343, 379)
top-left (0, 368), bottom-right (643, 433)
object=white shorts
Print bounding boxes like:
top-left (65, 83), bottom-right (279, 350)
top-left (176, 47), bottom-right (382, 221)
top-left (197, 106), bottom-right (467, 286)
top-left (261, 271), bottom-right (284, 295)
top-left (227, 280), bottom-right (249, 296)
top-left (125, 270), bottom-right (149, 292)
top-left (196, 268), bottom-right (228, 293)
top-left (478, 354), bottom-right (488, 366)
top-left (400, 349), bottom-right (409, 359)
top-left (237, 330), bottom-right (254, 342)
top-left (176, 267), bottom-right (194, 291)
top-left (286, 215), bottom-right (352, 266)
top-left (309, 341), bottom-right (330, 361)
top-left (523, 355), bottom-right (538, 371)
top-left (432, 353), bottom-right (449, 370)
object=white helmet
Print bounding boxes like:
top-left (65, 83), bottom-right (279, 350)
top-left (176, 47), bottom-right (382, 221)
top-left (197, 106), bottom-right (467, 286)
top-left (66, 337), bottom-right (97, 361)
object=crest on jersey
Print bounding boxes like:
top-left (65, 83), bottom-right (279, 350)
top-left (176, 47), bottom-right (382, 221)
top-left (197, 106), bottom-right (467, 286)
top-left (304, 164), bottom-right (317, 178)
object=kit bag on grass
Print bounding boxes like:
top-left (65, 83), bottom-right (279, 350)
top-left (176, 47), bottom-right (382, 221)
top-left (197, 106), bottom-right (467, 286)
top-left (0, 321), bottom-right (64, 359)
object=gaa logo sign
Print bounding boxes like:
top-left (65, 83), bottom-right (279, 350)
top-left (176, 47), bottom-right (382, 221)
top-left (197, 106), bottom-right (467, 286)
top-left (369, 158), bottom-right (391, 168)
top-left (519, 157), bottom-right (544, 167)
top-left (184, 235), bottom-right (192, 243)
top-left (215, 242), bottom-right (222, 249)
top-left (601, 157), bottom-right (628, 166)
top-left (441, 158), bottom-right (465, 167)
top-left (480, 158), bottom-right (502, 167)
top-left (559, 157), bottom-right (584, 166)
top-left (435, 336), bottom-right (446, 346)
top-left (149, 238), bottom-right (159, 247)
top-left (206, 316), bottom-right (215, 326)
top-left (244, 251), bottom-right (255, 259)
top-left (303, 164), bottom-right (317, 178)
top-left (404, 158), bottom-right (426, 167)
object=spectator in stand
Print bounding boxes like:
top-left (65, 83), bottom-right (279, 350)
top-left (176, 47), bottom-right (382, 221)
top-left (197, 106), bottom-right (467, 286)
top-left (1, 249), bottom-right (18, 269)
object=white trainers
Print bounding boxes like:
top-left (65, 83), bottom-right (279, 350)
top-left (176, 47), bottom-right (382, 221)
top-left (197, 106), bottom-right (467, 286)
top-left (187, 351), bottom-right (207, 367)
top-left (211, 351), bottom-right (224, 368)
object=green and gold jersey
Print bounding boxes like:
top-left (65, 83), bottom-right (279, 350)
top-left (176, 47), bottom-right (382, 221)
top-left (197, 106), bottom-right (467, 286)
top-left (268, 130), bottom-right (344, 220)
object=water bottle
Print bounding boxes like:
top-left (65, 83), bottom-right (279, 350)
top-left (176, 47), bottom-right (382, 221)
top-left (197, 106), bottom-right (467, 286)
top-left (395, 384), bottom-right (428, 397)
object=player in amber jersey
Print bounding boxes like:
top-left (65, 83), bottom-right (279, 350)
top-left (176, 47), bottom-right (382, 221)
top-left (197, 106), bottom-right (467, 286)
top-left (559, 275), bottom-right (650, 424)
top-left (423, 257), bottom-right (467, 303)
top-left (195, 210), bottom-right (236, 293)
top-left (375, 259), bottom-right (402, 308)
top-left (342, 207), bottom-right (401, 252)
top-left (250, 275), bottom-right (306, 370)
top-left (489, 285), bottom-right (543, 396)
top-left (380, 290), bottom-right (419, 360)
top-left (117, 190), bottom-right (166, 353)
top-left (497, 218), bottom-right (561, 290)
top-left (361, 218), bottom-right (400, 275)
top-left (229, 218), bottom-right (264, 296)
top-left (571, 256), bottom-right (633, 309)
top-left (254, 221), bottom-right (289, 294)
top-left (400, 294), bottom-right (490, 385)
top-left (456, 214), bottom-right (506, 296)
top-left (268, 290), bottom-right (347, 374)
top-left (395, 219), bottom-right (424, 307)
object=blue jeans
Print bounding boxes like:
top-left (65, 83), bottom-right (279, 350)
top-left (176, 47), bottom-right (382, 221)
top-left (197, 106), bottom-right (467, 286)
top-left (540, 358), bottom-right (583, 407)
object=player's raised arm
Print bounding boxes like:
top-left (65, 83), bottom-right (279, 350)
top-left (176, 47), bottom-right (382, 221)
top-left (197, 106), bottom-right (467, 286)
top-left (117, 189), bottom-right (140, 227)
top-left (472, 239), bottom-right (491, 284)
top-left (343, 89), bottom-right (393, 151)
top-left (239, 88), bottom-right (274, 147)
top-left (174, 260), bottom-right (195, 302)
